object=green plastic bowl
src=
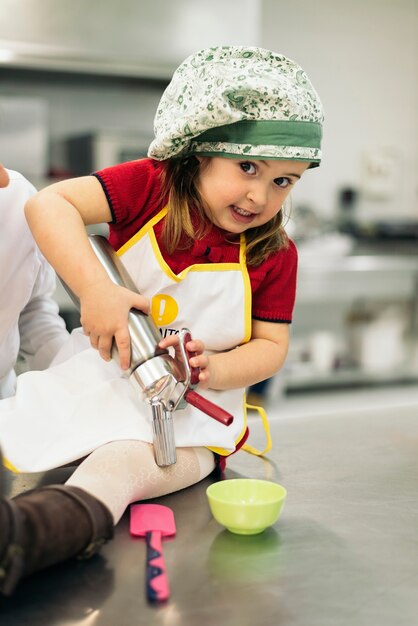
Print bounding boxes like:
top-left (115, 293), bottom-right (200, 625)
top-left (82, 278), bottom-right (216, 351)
top-left (206, 479), bottom-right (287, 535)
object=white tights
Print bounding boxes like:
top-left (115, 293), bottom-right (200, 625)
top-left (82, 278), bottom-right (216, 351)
top-left (65, 441), bottom-right (216, 523)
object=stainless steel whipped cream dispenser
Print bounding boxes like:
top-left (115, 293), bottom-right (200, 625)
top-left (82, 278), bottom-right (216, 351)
top-left (63, 235), bottom-right (233, 467)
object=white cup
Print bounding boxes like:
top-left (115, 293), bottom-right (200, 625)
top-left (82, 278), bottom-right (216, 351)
top-left (358, 319), bottom-right (405, 373)
top-left (309, 331), bottom-right (337, 373)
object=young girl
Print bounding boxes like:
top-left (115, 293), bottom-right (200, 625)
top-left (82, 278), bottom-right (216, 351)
top-left (0, 46), bottom-right (323, 595)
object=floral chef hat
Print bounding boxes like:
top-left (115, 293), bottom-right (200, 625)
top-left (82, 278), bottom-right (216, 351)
top-left (148, 46), bottom-right (324, 167)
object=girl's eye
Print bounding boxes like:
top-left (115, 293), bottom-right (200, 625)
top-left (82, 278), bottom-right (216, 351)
top-left (274, 177), bottom-right (292, 189)
top-left (240, 162), bottom-right (257, 175)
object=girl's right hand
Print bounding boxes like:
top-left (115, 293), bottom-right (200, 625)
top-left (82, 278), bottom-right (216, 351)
top-left (79, 280), bottom-right (150, 370)
top-left (158, 335), bottom-right (211, 389)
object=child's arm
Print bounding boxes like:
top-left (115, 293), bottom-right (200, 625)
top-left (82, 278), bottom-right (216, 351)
top-left (159, 319), bottom-right (289, 391)
top-left (25, 176), bottom-right (149, 369)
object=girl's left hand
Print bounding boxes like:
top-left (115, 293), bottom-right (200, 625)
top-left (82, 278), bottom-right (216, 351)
top-left (158, 335), bottom-right (211, 389)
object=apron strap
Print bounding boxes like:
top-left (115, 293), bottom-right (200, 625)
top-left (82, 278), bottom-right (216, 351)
top-left (241, 402), bottom-right (272, 456)
top-left (2, 456), bottom-right (19, 474)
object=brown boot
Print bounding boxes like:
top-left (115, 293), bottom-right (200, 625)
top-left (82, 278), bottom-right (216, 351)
top-left (0, 483), bottom-right (114, 596)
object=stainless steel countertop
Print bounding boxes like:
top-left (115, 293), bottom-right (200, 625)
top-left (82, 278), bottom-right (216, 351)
top-left (1, 400), bottom-right (418, 625)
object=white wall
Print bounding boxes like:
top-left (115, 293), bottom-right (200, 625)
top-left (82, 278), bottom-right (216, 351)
top-left (261, 0), bottom-right (418, 221)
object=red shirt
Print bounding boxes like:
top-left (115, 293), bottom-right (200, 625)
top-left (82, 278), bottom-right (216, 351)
top-left (94, 159), bottom-right (298, 322)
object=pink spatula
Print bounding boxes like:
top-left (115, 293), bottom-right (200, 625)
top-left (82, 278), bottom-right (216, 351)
top-left (130, 504), bottom-right (176, 602)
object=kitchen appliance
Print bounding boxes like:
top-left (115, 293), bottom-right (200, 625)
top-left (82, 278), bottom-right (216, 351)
top-left (0, 96), bottom-right (48, 180)
top-left (130, 503), bottom-right (176, 603)
top-left (65, 131), bottom-right (150, 176)
top-left (63, 234), bottom-right (233, 467)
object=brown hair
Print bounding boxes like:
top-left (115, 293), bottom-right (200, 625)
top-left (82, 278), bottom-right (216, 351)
top-left (159, 156), bottom-right (289, 266)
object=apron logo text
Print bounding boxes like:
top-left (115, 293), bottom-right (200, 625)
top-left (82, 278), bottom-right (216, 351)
top-left (159, 328), bottom-right (180, 339)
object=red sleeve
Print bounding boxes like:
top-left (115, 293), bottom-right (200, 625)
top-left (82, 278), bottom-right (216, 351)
top-left (93, 158), bottom-right (166, 250)
top-left (250, 239), bottom-right (298, 323)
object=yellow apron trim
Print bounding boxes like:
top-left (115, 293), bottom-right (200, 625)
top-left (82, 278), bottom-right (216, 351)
top-left (239, 234), bottom-right (252, 344)
top-left (207, 392), bottom-right (249, 456)
top-left (148, 227), bottom-right (243, 281)
top-left (117, 205), bottom-right (244, 279)
top-left (207, 421), bottom-right (249, 457)
top-left (145, 220), bottom-right (251, 342)
top-left (241, 402), bottom-right (272, 457)
top-left (3, 457), bottom-right (20, 474)
top-left (116, 207), bottom-right (168, 256)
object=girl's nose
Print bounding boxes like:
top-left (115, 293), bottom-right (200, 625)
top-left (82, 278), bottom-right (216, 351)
top-left (246, 183), bottom-right (268, 207)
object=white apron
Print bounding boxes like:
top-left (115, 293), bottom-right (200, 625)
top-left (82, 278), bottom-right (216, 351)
top-left (0, 209), bottom-right (270, 473)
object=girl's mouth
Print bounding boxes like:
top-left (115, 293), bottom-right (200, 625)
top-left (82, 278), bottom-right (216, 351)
top-left (230, 205), bottom-right (256, 224)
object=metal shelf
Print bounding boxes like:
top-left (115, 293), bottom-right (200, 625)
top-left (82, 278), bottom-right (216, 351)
top-left (297, 254), bottom-right (418, 304)
top-left (285, 365), bottom-right (418, 392)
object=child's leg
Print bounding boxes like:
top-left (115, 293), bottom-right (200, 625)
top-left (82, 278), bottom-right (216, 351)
top-left (66, 441), bottom-right (216, 523)
top-left (0, 482), bottom-right (113, 596)
top-left (0, 443), bottom-right (215, 595)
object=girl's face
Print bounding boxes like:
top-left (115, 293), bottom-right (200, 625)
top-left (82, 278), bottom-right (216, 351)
top-left (196, 157), bottom-right (309, 233)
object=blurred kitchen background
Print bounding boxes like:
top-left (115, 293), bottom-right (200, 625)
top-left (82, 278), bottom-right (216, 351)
top-left (1, 0), bottom-right (417, 401)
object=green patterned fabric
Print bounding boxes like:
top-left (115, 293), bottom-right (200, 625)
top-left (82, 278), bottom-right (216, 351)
top-left (148, 46), bottom-right (324, 167)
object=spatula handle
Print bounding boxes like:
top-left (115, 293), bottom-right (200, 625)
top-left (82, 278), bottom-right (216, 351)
top-left (145, 530), bottom-right (170, 602)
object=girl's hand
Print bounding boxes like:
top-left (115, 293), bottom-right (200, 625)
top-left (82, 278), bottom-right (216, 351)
top-left (158, 335), bottom-right (211, 389)
top-left (79, 280), bottom-right (150, 370)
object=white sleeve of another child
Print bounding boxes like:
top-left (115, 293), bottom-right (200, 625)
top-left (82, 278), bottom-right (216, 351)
top-left (18, 248), bottom-right (70, 370)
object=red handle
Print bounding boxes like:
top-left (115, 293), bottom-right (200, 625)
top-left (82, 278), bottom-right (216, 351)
top-left (185, 390), bottom-right (233, 426)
